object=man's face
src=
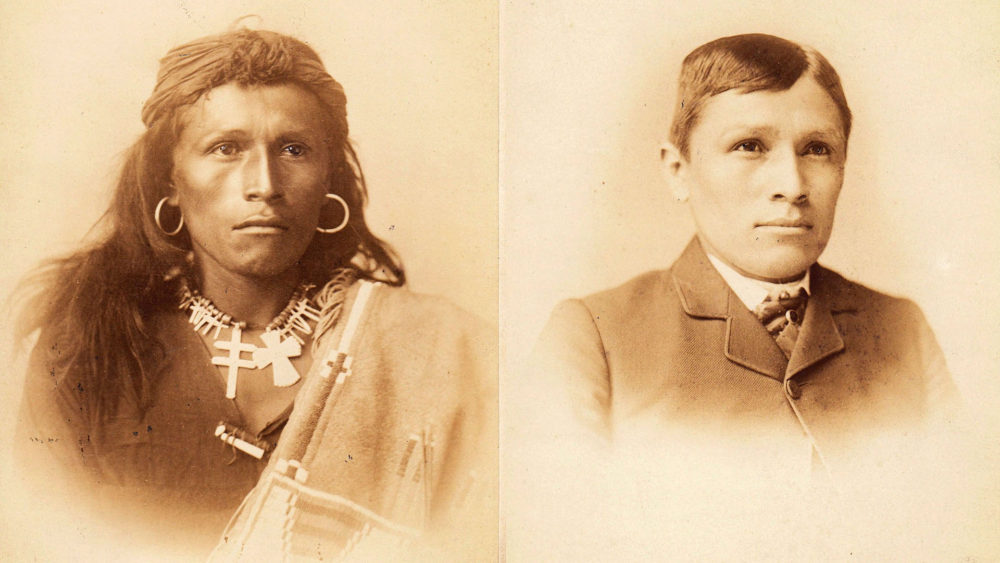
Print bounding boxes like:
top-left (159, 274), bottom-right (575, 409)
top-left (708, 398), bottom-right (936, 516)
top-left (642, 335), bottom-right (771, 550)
top-left (170, 83), bottom-right (332, 283)
top-left (672, 76), bottom-right (847, 282)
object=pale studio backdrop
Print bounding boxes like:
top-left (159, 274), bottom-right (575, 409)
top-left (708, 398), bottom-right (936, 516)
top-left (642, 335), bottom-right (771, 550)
top-left (2, 0), bottom-right (999, 559)
top-left (0, 2), bottom-right (496, 559)
top-left (501, 3), bottom-right (999, 558)
top-left (0, 4), bottom-right (497, 428)
top-left (501, 0), bottom-right (1000, 423)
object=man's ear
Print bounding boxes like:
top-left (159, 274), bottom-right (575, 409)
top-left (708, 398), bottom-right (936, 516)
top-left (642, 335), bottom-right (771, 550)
top-left (166, 177), bottom-right (180, 205)
top-left (659, 141), bottom-right (689, 202)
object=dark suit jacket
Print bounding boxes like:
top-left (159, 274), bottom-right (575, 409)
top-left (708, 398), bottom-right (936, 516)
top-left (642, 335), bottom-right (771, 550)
top-left (535, 238), bottom-right (958, 480)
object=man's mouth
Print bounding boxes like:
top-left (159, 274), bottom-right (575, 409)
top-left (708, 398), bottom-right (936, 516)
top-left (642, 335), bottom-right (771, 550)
top-left (755, 218), bottom-right (812, 229)
top-left (233, 217), bottom-right (289, 232)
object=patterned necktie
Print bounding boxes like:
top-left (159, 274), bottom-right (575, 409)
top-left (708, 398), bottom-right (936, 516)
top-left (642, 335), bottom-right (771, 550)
top-left (754, 288), bottom-right (808, 359)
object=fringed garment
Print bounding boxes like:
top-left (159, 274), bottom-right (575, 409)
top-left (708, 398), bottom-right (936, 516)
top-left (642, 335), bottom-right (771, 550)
top-left (16, 276), bottom-right (497, 560)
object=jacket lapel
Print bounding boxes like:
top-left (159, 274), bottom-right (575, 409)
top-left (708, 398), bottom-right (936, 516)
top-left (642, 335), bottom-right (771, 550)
top-left (725, 293), bottom-right (788, 381)
top-left (671, 238), bottom-right (787, 381)
top-left (787, 265), bottom-right (850, 378)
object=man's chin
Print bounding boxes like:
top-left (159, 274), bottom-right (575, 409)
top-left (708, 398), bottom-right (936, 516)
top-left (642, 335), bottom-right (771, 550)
top-left (755, 264), bottom-right (815, 283)
top-left (222, 255), bottom-right (303, 281)
top-left (736, 250), bottom-right (818, 283)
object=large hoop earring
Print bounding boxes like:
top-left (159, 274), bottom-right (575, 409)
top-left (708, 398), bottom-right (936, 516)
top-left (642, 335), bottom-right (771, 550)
top-left (154, 197), bottom-right (184, 236)
top-left (316, 193), bottom-right (350, 234)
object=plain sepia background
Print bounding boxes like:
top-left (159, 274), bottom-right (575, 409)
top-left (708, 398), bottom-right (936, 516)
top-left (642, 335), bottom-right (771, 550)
top-left (0, 1), bottom-right (496, 560)
top-left (501, 0), bottom-right (999, 560)
top-left (1, 0), bottom-right (999, 560)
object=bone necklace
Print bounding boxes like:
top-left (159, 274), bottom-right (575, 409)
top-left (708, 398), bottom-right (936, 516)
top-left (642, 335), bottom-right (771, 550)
top-left (180, 282), bottom-right (321, 399)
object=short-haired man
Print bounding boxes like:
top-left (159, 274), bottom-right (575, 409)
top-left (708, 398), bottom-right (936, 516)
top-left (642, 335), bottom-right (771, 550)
top-left (533, 33), bottom-right (959, 482)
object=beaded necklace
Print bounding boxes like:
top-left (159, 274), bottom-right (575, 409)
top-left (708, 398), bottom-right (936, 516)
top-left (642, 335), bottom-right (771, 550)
top-left (179, 281), bottom-right (322, 399)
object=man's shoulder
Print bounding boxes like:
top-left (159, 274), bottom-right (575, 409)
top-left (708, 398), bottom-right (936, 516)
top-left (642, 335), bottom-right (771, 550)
top-left (370, 281), bottom-right (497, 348)
top-left (811, 265), bottom-right (943, 355)
top-left (370, 282), bottom-right (489, 327)
top-left (580, 269), bottom-right (677, 316)
top-left (812, 264), bottom-right (922, 316)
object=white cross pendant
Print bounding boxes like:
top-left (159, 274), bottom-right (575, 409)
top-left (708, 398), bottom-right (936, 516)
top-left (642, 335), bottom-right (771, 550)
top-left (252, 331), bottom-right (303, 387)
top-left (212, 324), bottom-right (257, 399)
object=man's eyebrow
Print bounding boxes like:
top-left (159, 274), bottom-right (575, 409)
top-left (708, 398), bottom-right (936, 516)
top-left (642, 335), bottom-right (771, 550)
top-left (275, 129), bottom-right (321, 142)
top-left (719, 125), bottom-right (845, 143)
top-left (719, 125), bottom-right (779, 138)
top-left (804, 128), bottom-right (846, 143)
top-left (194, 128), bottom-right (249, 141)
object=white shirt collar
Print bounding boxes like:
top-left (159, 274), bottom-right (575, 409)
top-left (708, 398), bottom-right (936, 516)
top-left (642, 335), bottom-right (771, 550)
top-left (706, 253), bottom-right (811, 312)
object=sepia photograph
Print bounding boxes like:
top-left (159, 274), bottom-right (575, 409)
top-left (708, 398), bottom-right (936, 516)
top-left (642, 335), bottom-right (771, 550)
top-left (502, 1), bottom-right (999, 560)
top-left (3, 1), bottom-right (999, 561)
top-left (0, 2), bottom-right (497, 561)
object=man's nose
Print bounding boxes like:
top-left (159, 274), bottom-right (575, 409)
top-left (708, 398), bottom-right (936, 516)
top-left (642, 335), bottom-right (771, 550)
top-left (242, 149), bottom-right (281, 202)
top-left (766, 148), bottom-right (808, 204)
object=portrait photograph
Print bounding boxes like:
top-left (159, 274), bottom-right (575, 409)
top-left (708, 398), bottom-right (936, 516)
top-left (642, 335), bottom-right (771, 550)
top-left (1, 0), bottom-right (998, 561)
top-left (502, 1), bottom-right (1000, 560)
top-left (0, 2), bottom-right (496, 561)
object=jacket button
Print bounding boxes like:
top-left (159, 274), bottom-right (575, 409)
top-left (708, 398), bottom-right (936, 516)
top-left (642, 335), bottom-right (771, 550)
top-left (785, 379), bottom-right (802, 400)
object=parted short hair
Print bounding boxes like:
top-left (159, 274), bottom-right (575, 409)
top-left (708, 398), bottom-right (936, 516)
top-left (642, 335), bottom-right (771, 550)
top-left (669, 33), bottom-right (852, 159)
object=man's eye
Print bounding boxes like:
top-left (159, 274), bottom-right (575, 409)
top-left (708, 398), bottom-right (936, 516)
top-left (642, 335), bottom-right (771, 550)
top-left (212, 143), bottom-right (238, 156)
top-left (282, 144), bottom-right (307, 157)
top-left (734, 140), bottom-right (763, 153)
top-left (804, 143), bottom-right (831, 156)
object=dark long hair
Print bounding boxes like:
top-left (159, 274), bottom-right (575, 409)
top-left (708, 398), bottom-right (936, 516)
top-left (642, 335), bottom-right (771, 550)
top-left (17, 28), bottom-right (404, 422)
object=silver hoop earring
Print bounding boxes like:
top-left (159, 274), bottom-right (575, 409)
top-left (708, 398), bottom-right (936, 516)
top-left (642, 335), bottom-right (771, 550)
top-left (316, 193), bottom-right (350, 234)
top-left (154, 197), bottom-right (184, 236)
